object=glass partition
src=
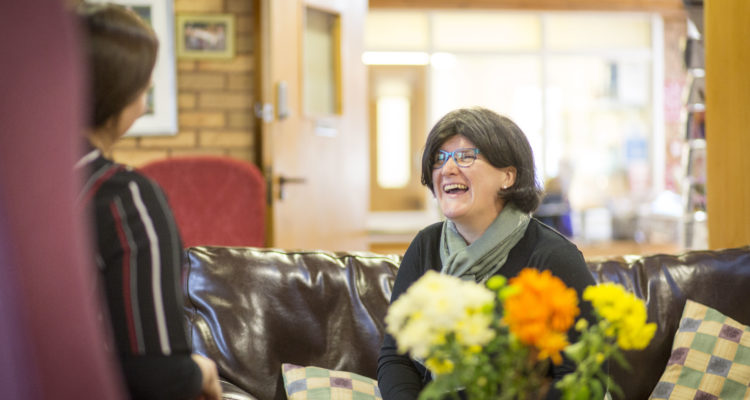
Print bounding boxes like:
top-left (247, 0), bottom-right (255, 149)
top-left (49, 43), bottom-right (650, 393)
top-left (365, 10), bottom-right (662, 243)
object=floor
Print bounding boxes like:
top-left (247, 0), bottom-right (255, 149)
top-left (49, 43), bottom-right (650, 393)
top-left (369, 239), bottom-right (681, 260)
top-left (574, 240), bottom-right (681, 260)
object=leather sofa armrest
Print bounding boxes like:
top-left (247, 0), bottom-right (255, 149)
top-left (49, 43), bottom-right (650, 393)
top-left (220, 379), bottom-right (257, 400)
top-left (184, 246), bottom-right (400, 400)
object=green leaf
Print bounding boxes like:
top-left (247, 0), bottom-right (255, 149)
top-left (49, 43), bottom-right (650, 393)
top-left (591, 379), bottom-right (604, 400)
top-left (574, 384), bottom-right (590, 400)
top-left (602, 374), bottom-right (624, 399)
top-left (499, 285), bottom-right (519, 300)
top-left (564, 341), bottom-right (586, 363)
top-left (611, 350), bottom-right (631, 370)
top-left (486, 275), bottom-right (507, 290)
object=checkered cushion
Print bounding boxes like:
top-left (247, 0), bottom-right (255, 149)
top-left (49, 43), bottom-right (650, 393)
top-left (650, 300), bottom-right (750, 399)
top-left (281, 364), bottom-right (382, 400)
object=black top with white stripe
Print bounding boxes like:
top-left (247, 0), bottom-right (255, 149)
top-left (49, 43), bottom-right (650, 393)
top-left (78, 148), bottom-right (202, 400)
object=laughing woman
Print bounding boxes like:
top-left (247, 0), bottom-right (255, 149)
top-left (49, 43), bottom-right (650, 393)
top-left (377, 107), bottom-right (597, 400)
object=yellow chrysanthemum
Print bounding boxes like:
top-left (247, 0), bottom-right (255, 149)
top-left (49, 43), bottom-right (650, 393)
top-left (616, 319), bottom-right (657, 350)
top-left (467, 345), bottom-right (482, 354)
top-left (426, 357), bottom-right (455, 375)
top-left (583, 283), bottom-right (656, 350)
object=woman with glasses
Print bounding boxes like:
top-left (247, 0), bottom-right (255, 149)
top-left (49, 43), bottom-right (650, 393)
top-left (75, 4), bottom-right (221, 399)
top-left (377, 107), bottom-right (596, 399)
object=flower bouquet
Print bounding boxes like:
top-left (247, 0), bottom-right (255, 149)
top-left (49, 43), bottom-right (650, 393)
top-left (385, 269), bottom-right (656, 400)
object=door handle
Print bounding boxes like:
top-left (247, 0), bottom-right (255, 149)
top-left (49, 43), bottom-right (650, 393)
top-left (277, 175), bottom-right (306, 200)
top-left (277, 81), bottom-right (289, 120)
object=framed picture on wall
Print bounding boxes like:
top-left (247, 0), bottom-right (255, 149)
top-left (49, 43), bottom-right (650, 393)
top-left (176, 15), bottom-right (235, 59)
top-left (88, 0), bottom-right (178, 135)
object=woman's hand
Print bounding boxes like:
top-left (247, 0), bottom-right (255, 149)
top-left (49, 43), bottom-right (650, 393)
top-left (191, 353), bottom-right (222, 400)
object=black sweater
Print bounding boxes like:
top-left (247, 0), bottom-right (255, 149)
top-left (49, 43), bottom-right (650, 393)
top-left (377, 219), bottom-right (597, 400)
top-left (78, 149), bottom-right (202, 400)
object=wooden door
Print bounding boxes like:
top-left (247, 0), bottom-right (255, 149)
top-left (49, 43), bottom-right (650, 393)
top-left (258, 0), bottom-right (369, 250)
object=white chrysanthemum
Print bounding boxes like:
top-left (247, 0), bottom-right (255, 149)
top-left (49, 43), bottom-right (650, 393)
top-left (386, 271), bottom-right (495, 357)
top-left (455, 312), bottom-right (495, 347)
top-left (395, 316), bottom-right (435, 358)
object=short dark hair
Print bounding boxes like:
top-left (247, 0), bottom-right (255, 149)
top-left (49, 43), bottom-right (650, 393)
top-left (420, 107), bottom-right (542, 213)
top-left (79, 3), bottom-right (158, 128)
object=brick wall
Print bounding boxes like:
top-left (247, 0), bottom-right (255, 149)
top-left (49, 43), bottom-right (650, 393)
top-left (111, 0), bottom-right (258, 167)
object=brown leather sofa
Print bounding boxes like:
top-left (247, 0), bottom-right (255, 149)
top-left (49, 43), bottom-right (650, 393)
top-left (183, 245), bottom-right (750, 400)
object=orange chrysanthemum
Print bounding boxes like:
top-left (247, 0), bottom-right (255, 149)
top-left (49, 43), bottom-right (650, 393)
top-left (503, 269), bottom-right (580, 364)
top-left (535, 331), bottom-right (568, 365)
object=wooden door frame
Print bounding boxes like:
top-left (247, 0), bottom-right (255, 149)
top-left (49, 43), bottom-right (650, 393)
top-left (369, 0), bottom-right (685, 15)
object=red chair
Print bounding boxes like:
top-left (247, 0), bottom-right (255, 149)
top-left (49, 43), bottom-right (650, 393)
top-left (140, 156), bottom-right (266, 248)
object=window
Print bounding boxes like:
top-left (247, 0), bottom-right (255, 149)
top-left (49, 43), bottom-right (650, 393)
top-left (304, 7), bottom-right (340, 115)
top-left (365, 11), bottom-right (662, 231)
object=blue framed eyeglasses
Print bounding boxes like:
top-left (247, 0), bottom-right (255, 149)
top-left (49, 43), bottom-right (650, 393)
top-left (432, 148), bottom-right (480, 169)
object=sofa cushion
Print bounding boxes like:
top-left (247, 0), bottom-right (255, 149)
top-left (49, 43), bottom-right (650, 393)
top-left (586, 246), bottom-right (750, 399)
top-left (281, 363), bottom-right (382, 400)
top-left (649, 300), bottom-right (750, 399)
top-left (183, 247), bottom-right (400, 400)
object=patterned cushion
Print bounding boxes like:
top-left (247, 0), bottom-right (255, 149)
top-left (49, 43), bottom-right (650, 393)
top-left (650, 300), bottom-right (750, 399)
top-left (281, 363), bottom-right (383, 400)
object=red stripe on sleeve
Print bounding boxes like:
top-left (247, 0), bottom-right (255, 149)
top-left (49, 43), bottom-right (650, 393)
top-left (78, 166), bottom-right (124, 210)
top-left (109, 201), bottom-right (138, 354)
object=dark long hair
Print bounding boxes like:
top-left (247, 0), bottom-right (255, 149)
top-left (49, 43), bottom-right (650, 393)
top-left (79, 3), bottom-right (158, 128)
top-left (420, 107), bottom-right (542, 213)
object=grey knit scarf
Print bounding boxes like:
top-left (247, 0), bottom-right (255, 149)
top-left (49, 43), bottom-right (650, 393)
top-left (439, 204), bottom-right (530, 283)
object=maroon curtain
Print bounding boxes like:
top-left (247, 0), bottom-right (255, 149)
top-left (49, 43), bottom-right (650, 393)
top-left (0, 1), bottom-right (124, 398)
